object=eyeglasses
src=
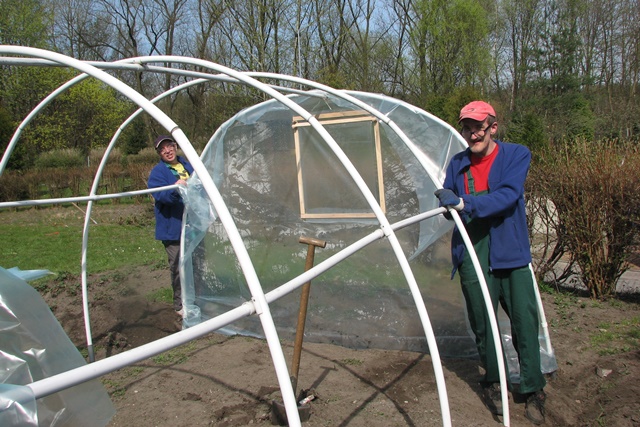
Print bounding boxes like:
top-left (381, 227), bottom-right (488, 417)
top-left (460, 123), bottom-right (492, 137)
top-left (157, 143), bottom-right (177, 153)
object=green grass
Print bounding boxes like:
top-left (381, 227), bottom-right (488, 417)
top-left (146, 286), bottom-right (173, 304)
top-left (341, 358), bottom-right (364, 366)
top-left (151, 342), bottom-right (196, 365)
top-left (101, 378), bottom-right (127, 398)
top-left (0, 223), bottom-right (164, 274)
top-left (590, 316), bottom-right (640, 356)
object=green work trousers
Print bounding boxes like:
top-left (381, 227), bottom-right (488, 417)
top-left (458, 219), bottom-right (546, 394)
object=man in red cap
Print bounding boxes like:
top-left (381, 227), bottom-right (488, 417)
top-left (148, 135), bottom-right (194, 319)
top-left (435, 101), bottom-right (547, 424)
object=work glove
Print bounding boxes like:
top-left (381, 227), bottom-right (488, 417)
top-left (434, 189), bottom-right (464, 211)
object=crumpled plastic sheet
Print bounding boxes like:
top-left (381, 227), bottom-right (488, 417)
top-left (0, 267), bottom-right (115, 427)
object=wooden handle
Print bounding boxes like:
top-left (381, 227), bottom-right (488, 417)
top-left (299, 236), bottom-right (327, 248)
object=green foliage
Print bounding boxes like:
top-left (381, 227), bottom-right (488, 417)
top-left (2, 67), bottom-right (131, 165)
top-left (34, 148), bottom-right (85, 169)
top-left (29, 77), bottom-right (131, 156)
top-left (0, 0), bottom-right (51, 47)
top-left (409, 0), bottom-right (491, 98)
top-left (121, 116), bottom-right (148, 155)
top-left (0, 105), bottom-right (28, 169)
top-left (505, 112), bottom-right (547, 153)
top-left (0, 105), bottom-right (14, 149)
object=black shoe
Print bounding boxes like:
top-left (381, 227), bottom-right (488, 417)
top-left (525, 390), bottom-right (546, 425)
top-left (482, 383), bottom-right (503, 415)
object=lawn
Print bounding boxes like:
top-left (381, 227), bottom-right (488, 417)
top-left (0, 204), bottom-right (165, 275)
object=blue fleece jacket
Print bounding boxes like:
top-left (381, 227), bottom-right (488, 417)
top-left (147, 156), bottom-right (194, 241)
top-left (443, 140), bottom-right (532, 277)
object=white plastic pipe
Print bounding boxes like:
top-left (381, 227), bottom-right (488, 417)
top-left (26, 207), bottom-right (446, 398)
top-left (529, 264), bottom-right (553, 354)
top-left (450, 209), bottom-right (510, 426)
top-left (80, 78), bottom-right (211, 362)
top-left (0, 186), bottom-right (175, 208)
top-left (0, 46), bottom-right (299, 425)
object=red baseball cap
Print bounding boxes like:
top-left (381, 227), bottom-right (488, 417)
top-left (458, 101), bottom-right (496, 123)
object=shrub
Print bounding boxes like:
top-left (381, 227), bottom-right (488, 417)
top-left (0, 170), bottom-right (30, 202)
top-left (125, 147), bottom-right (158, 165)
top-left (34, 148), bottom-right (85, 169)
top-left (89, 147), bottom-right (123, 167)
top-left (528, 139), bottom-right (640, 299)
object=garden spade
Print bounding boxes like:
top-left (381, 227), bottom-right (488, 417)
top-left (271, 236), bottom-right (327, 425)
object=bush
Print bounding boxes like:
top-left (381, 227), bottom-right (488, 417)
top-left (89, 147), bottom-right (123, 167)
top-left (125, 147), bottom-right (159, 165)
top-left (528, 139), bottom-right (640, 299)
top-left (0, 170), bottom-right (30, 201)
top-left (34, 148), bottom-right (85, 169)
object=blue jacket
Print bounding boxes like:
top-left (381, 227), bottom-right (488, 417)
top-left (147, 156), bottom-right (194, 241)
top-left (443, 140), bottom-right (532, 277)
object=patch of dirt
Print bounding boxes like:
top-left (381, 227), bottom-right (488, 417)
top-left (12, 206), bottom-right (640, 426)
top-left (36, 265), bottom-right (639, 427)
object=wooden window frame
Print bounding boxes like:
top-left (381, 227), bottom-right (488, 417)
top-left (292, 110), bottom-right (385, 219)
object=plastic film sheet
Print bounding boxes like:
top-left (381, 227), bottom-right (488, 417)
top-left (0, 267), bottom-right (115, 427)
top-left (180, 91), bottom-right (557, 377)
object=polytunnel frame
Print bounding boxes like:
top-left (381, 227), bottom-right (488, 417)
top-left (0, 52), bottom-right (461, 427)
top-left (0, 46), bottom-right (304, 427)
top-left (0, 49), bottom-right (493, 427)
top-left (0, 47), bottom-right (553, 427)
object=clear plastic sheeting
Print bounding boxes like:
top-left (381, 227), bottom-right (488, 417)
top-left (180, 89), bottom-right (557, 375)
top-left (6, 267), bottom-right (52, 283)
top-left (0, 384), bottom-right (37, 427)
top-left (0, 267), bottom-right (115, 427)
top-left (181, 91), bottom-right (469, 356)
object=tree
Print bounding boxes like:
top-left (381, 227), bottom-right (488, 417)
top-left (50, 0), bottom-right (113, 60)
top-left (220, 0), bottom-right (289, 73)
top-left (0, 0), bottom-right (51, 48)
top-left (341, 0), bottom-right (389, 93)
top-left (407, 0), bottom-right (491, 115)
top-left (501, 0), bottom-right (542, 111)
top-left (122, 115), bottom-right (147, 154)
top-left (20, 71), bottom-right (131, 160)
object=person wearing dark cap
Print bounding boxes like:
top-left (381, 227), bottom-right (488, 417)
top-left (435, 101), bottom-right (547, 424)
top-left (147, 135), bottom-right (194, 317)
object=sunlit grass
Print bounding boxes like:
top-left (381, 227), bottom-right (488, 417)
top-left (0, 222), bottom-right (164, 274)
top-left (590, 316), bottom-right (640, 356)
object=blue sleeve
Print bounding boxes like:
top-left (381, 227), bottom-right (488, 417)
top-left (148, 164), bottom-right (181, 205)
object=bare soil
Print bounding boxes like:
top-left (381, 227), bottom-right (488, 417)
top-left (20, 206), bottom-right (640, 426)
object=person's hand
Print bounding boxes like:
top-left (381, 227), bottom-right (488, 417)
top-left (176, 179), bottom-right (187, 186)
top-left (434, 189), bottom-right (464, 211)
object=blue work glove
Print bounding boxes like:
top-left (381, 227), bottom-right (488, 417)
top-left (434, 189), bottom-right (464, 211)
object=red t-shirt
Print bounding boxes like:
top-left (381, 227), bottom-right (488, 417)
top-left (465, 144), bottom-right (499, 194)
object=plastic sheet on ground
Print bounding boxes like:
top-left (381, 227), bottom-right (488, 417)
top-left (0, 267), bottom-right (115, 427)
